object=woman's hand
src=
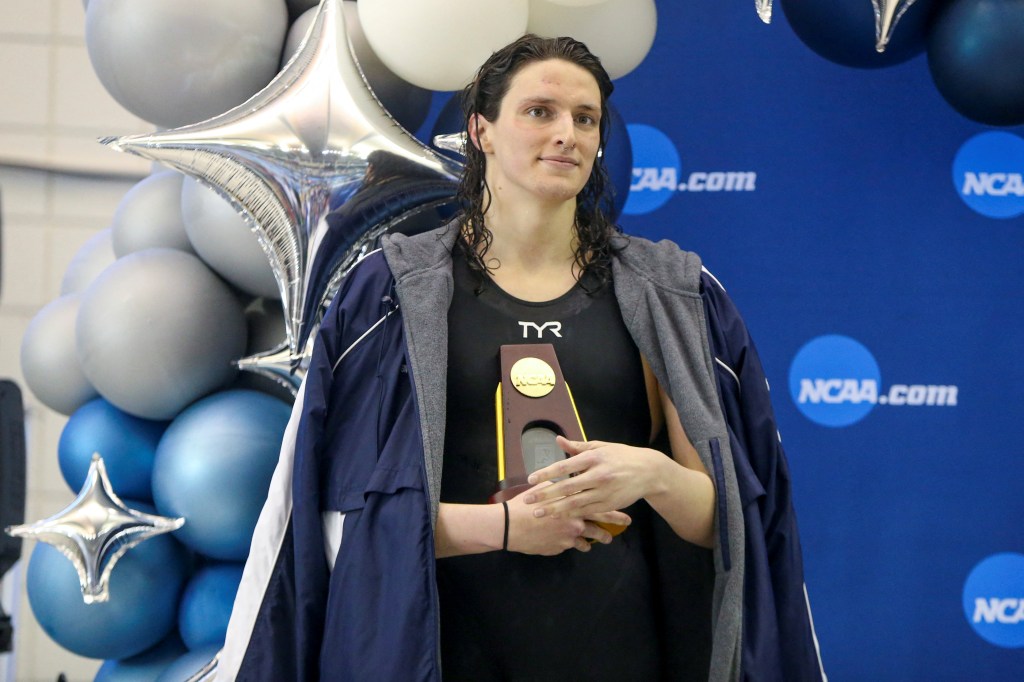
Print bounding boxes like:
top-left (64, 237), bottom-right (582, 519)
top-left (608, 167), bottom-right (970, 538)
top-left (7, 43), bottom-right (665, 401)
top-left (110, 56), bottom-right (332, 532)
top-left (505, 483), bottom-right (632, 555)
top-left (522, 437), bottom-right (666, 519)
top-left (522, 435), bottom-right (717, 549)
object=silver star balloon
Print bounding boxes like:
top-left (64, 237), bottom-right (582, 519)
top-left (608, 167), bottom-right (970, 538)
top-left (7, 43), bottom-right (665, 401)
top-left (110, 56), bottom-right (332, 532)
top-left (100, 0), bottom-right (462, 358)
top-left (236, 186), bottom-right (459, 393)
top-left (872, 0), bottom-right (919, 52)
top-left (6, 454), bottom-right (184, 605)
top-left (237, 340), bottom-right (309, 396)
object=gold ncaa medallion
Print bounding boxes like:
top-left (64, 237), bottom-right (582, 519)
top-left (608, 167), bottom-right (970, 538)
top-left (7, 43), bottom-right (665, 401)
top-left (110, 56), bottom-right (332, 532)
top-left (509, 357), bottom-right (557, 398)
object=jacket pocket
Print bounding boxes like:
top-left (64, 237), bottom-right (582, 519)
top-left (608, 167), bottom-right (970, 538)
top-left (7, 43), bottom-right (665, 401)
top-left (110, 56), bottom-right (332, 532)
top-left (708, 437), bottom-right (731, 572)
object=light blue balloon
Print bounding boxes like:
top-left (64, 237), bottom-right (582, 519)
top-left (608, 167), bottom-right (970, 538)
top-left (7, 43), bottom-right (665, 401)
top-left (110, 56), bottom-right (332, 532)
top-left (152, 390), bottom-right (291, 560)
top-left (27, 524), bottom-right (190, 660)
top-left (59, 398), bottom-right (168, 501)
top-left (178, 562), bottom-right (244, 650)
top-left (154, 644), bottom-right (222, 682)
top-left (95, 633), bottom-right (188, 682)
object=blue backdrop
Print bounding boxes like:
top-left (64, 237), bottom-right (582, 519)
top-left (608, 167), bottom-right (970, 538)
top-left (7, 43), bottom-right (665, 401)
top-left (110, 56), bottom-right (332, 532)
top-left (413, 3), bottom-right (1024, 679)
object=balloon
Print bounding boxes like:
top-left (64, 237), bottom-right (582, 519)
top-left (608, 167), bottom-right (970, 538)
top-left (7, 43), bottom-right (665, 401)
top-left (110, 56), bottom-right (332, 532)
top-left (152, 390), bottom-right (291, 560)
top-left (927, 0), bottom-right (1024, 126)
top-left (76, 248), bottom-right (247, 420)
top-left (526, 0), bottom-right (658, 80)
top-left (26, 533), bottom-right (189, 660)
top-left (284, 3), bottom-right (434, 135)
top-left (84, 0), bottom-right (287, 128)
top-left (102, 0), bottom-right (461, 358)
top-left (178, 562), bottom-right (244, 650)
top-left (61, 228), bottom-right (115, 295)
top-left (59, 398), bottom-right (167, 501)
top-left (873, 0), bottom-right (923, 52)
top-left (780, 0), bottom-right (934, 68)
top-left (358, 0), bottom-right (529, 90)
top-left (428, 94), bottom-right (464, 163)
top-left (112, 172), bottom-right (193, 258)
top-left (95, 633), bottom-right (188, 682)
top-left (154, 644), bottom-right (221, 682)
top-left (20, 294), bottom-right (98, 415)
top-left (9, 455), bottom-right (184, 605)
top-left (180, 177), bottom-right (279, 299)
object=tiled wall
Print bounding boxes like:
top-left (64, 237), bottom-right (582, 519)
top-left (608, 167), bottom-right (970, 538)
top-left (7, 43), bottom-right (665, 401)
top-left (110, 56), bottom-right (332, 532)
top-left (1, 2), bottom-right (152, 680)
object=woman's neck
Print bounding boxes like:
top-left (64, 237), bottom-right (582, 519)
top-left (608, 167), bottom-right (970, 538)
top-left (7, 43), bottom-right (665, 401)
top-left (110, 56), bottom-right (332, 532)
top-left (481, 198), bottom-right (577, 271)
top-left (474, 199), bottom-right (581, 302)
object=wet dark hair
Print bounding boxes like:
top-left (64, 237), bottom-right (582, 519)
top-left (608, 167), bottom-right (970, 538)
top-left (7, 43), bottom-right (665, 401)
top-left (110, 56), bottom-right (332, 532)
top-left (455, 34), bottom-right (621, 291)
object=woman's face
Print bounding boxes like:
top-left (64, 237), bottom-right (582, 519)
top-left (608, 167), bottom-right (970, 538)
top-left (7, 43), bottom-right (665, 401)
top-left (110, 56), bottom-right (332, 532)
top-left (472, 58), bottom-right (603, 208)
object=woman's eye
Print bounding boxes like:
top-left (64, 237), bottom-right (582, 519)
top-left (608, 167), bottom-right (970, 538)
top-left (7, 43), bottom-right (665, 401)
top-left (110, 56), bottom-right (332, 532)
top-left (527, 107), bottom-right (548, 118)
top-left (576, 114), bottom-right (596, 126)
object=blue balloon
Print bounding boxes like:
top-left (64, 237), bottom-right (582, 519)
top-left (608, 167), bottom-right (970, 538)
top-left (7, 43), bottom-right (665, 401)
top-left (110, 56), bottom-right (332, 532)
top-left (95, 633), bottom-right (187, 682)
top-left (152, 390), bottom-right (291, 560)
top-left (178, 562), bottom-right (244, 650)
top-left (59, 398), bottom-right (168, 501)
top-left (927, 0), bottom-right (1024, 126)
top-left (781, 0), bottom-right (934, 68)
top-left (154, 644), bottom-right (222, 682)
top-left (27, 526), bottom-right (190, 660)
top-left (428, 95), bottom-right (632, 220)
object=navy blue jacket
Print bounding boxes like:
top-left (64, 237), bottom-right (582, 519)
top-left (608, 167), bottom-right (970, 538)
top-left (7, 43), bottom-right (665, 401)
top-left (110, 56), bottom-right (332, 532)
top-left (215, 228), bottom-right (825, 682)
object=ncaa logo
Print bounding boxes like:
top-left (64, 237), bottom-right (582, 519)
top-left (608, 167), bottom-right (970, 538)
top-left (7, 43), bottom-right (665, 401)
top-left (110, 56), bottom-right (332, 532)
top-left (623, 124), bottom-right (681, 215)
top-left (788, 335), bottom-right (880, 427)
top-left (963, 553), bottom-right (1024, 648)
top-left (789, 334), bottom-right (958, 427)
top-left (953, 132), bottom-right (1024, 219)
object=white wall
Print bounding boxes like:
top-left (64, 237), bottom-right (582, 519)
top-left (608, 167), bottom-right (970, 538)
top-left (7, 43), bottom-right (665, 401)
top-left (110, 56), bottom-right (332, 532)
top-left (0, 1), bottom-right (152, 680)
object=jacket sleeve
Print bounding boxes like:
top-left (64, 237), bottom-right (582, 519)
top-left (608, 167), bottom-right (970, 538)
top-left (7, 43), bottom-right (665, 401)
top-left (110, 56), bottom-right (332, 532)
top-left (701, 271), bottom-right (826, 682)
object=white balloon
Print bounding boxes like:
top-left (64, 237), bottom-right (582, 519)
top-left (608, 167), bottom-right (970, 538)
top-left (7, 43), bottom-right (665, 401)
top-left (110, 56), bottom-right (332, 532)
top-left (358, 0), bottom-right (529, 91)
top-left (21, 295), bottom-right (99, 415)
top-left (527, 0), bottom-right (657, 80)
top-left (112, 172), bottom-right (194, 258)
top-left (180, 178), bottom-right (279, 299)
top-left (76, 249), bottom-right (247, 420)
top-left (85, 0), bottom-right (288, 128)
top-left (61, 228), bottom-right (115, 295)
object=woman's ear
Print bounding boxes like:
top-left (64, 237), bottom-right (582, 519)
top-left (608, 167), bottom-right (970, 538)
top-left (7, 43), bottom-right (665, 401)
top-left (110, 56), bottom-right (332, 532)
top-left (468, 113), bottom-right (492, 153)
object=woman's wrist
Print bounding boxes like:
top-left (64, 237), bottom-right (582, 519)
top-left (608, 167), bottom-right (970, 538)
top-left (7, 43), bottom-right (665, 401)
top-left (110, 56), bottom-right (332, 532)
top-left (435, 502), bottom-right (507, 557)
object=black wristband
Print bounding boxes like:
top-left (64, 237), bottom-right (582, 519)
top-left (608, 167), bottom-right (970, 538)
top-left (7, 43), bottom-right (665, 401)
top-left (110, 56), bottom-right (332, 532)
top-left (501, 501), bottom-right (510, 551)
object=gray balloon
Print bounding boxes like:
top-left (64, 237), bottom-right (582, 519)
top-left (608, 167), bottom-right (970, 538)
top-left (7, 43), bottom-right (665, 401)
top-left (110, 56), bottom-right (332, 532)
top-left (76, 249), bottom-right (247, 420)
top-left (180, 177), bottom-right (280, 299)
top-left (21, 295), bottom-right (99, 415)
top-left (60, 228), bottom-right (115, 295)
top-left (112, 172), bottom-right (194, 258)
top-left (85, 0), bottom-right (288, 128)
top-left (284, 2), bottom-right (433, 134)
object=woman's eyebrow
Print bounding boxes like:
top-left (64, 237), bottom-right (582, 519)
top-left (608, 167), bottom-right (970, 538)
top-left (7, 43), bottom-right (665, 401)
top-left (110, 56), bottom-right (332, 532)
top-left (517, 96), bottom-right (600, 112)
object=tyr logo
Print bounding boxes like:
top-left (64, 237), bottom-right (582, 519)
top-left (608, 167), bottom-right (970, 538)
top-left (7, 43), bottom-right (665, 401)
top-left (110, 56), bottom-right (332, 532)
top-left (518, 321), bottom-right (563, 338)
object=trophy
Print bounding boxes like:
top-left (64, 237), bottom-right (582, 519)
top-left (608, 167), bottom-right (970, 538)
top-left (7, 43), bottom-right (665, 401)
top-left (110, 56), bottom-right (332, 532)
top-left (490, 344), bottom-right (625, 536)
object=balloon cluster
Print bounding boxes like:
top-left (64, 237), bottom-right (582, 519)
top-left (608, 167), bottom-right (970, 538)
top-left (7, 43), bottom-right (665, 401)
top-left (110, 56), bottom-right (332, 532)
top-left (780, 0), bottom-right (1024, 126)
top-left (16, 0), bottom-right (645, 677)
